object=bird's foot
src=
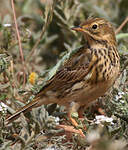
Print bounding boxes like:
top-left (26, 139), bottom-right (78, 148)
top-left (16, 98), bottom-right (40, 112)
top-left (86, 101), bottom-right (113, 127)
top-left (56, 124), bottom-right (85, 137)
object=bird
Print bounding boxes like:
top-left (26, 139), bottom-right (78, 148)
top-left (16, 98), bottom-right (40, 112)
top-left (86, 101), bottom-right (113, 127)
top-left (6, 18), bottom-right (120, 137)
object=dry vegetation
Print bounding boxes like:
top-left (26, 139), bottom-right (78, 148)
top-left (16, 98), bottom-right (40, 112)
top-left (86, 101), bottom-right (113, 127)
top-left (0, 0), bottom-right (128, 149)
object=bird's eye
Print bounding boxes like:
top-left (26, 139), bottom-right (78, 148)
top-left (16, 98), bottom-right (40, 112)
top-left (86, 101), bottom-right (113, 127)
top-left (92, 24), bottom-right (98, 29)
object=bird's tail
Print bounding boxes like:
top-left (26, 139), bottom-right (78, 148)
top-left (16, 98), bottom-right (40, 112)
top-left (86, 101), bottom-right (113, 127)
top-left (5, 97), bottom-right (40, 124)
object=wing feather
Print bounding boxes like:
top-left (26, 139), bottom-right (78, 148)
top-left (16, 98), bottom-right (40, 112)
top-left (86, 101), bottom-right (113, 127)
top-left (37, 47), bottom-right (92, 96)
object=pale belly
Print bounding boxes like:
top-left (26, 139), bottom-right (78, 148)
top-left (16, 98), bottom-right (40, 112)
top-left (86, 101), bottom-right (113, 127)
top-left (58, 67), bottom-right (119, 107)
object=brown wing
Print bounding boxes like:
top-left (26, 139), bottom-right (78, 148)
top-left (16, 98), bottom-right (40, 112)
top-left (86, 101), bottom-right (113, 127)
top-left (37, 47), bottom-right (92, 96)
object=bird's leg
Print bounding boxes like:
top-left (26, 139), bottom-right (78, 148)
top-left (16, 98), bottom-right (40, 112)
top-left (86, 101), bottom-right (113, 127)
top-left (67, 102), bottom-right (85, 137)
top-left (78, 106), bottom-right (88, 131)
top-left (98, 107), bottom-right (105, 115)
top-left (57, 102), bottom-right (85, 137)
top-left (91, 101), bottom-right (105, 115)
top-left (67, 112), bottom-right (85, 137)
top-left (67, 102), bottom-right (80, 126)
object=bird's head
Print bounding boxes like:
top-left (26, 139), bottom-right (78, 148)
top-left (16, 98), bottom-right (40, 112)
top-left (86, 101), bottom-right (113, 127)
top-left (72, 18), bottom-right (116, 45)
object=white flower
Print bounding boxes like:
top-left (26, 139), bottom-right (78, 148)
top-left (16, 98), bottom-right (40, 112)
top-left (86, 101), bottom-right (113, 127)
top-left (115, 91), bottom-right (125, 101)
top-left (3, 24), bottom-right (11, 27)
top-left (94, 115), bottom-right (114, 125)
top-left (0, 102), bottom-right (7, 111)
top-left (120, 100), bottom-right (125, 104)
top-left (118, 91), bottom-right (125, 95)
top-left (54, 117), bottom-right (60, 125)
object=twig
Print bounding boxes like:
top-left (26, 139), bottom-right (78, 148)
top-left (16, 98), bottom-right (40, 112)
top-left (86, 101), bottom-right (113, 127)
top-left (115, 16), bottom-right (128, 34)
top-left (26, 2), bottom-right (55, 62)
top-left (11, 0), bottom-right (24, 63)
top-left (11, 0), bottom-right (26, 86)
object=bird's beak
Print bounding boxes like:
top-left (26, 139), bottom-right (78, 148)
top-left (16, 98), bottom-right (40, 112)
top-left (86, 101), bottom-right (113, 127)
top-left (71, 26), bottom-right (84, 32)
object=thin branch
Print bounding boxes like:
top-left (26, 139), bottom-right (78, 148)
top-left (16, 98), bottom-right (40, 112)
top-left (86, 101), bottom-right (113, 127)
top-left (11, 0), bottom-right (24, 63)
top-left (11, 0), bottom-right (26, 87)
top-left (115, 16), bottom-right (128, 34)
